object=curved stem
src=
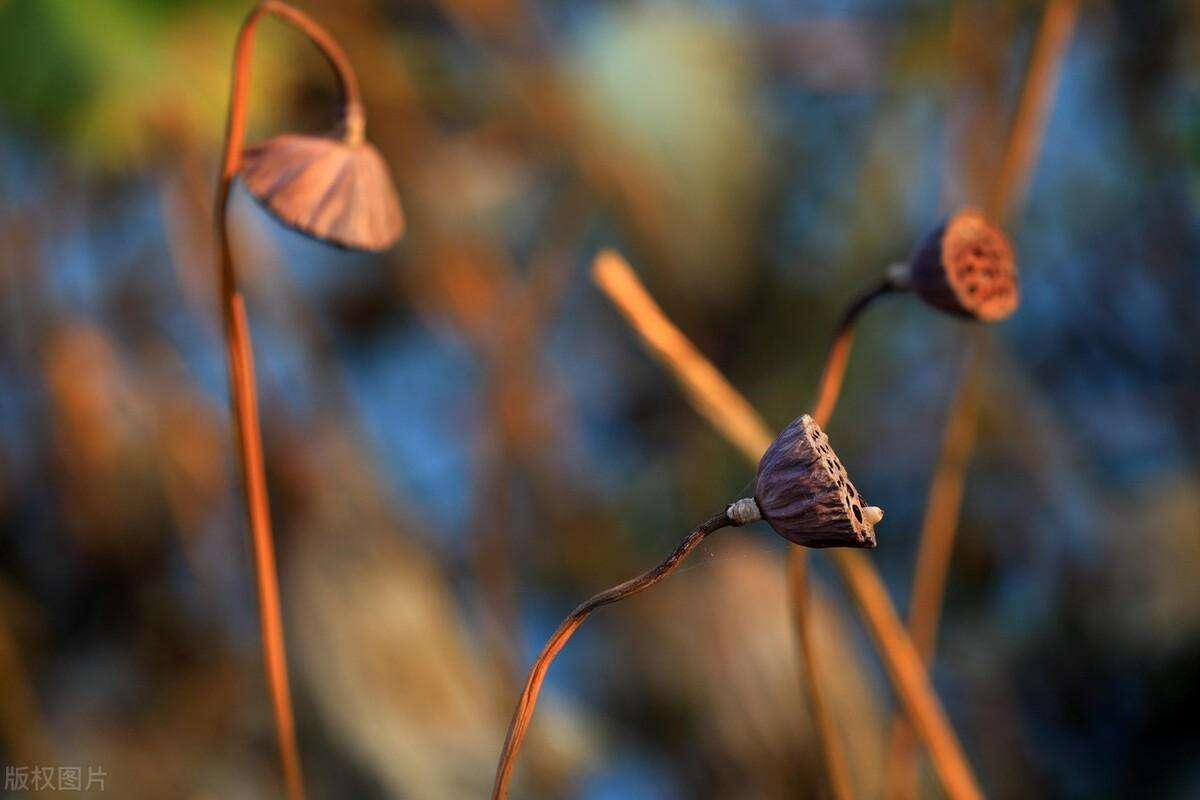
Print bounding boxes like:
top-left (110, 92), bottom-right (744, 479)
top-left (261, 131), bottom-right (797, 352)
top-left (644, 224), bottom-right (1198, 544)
top-left (218, 1), bottom-right (363, 217)
top-left (492, 511), bottom-right (733, 799)
top-left (811, 274), bottom-right (904, 428)
top-left (212, 4), bottom-right (364, 799)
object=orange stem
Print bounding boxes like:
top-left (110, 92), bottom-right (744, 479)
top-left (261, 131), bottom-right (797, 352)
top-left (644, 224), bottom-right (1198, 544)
top-left (885, 3), bottom-right (1081, 794)
top-left (492, 512), bottom-right (731, 799)
top-left (811, 276), bottom-right (900, 429)
top-left (213, 4), bottom-right (367, 798)
top-left (831, 550), bottom-right (982, 800)
top-left (986, 0), bottom-right (1082, 226)
top-left (884, 356), bottom-right (979, 799)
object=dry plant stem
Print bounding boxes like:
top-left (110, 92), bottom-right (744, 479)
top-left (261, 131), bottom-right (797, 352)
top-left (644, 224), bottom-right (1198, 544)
top-left (593, 250), bottom-right (774, 462)
top-left (787, 553), bottom-right (855, 800)
top-left (883, 3), bottom-right (1081, 795)
top-left (906, 357), bottom-right (978, 659)
top-left (986, 0), bottom-right (1082, 225)
top-left (831, 552), bottom-right (981, 800)
top-left (491, 511), bottom-right (733, 799)
top-left (213, 4), bottom-right (365, 798)
top-left (592, 252), bottom-right (984, 800)
top-left (884, 355), bottom-right (980, 799)
top-left (811, 277), bottom-right (900, 428)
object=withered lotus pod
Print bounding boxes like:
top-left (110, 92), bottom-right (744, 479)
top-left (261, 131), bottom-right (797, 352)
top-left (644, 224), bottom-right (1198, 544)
top-left (908, 209), bottom-right (1018, 323)
top-left (754, 414), bottom-right (881, 548)
top-left (241, 111), bottom-right (404, 252)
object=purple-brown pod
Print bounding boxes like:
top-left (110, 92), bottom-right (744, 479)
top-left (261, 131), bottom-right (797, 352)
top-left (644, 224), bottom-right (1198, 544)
top-left (908, 209), bottom-right (1018, 323)
top-left (240, 122), bottom-right (404, 252)
top-left (754, 414), bottom-right (881, 548)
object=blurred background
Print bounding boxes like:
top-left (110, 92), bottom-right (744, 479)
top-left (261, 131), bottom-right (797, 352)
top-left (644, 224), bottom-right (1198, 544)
top-left (1, 0), bottom-right (1198, 797)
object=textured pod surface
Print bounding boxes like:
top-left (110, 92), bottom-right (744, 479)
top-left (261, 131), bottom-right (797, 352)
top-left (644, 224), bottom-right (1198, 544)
top-left (754, 415), bottom-right (878, 548)
top-left (910, 209), bottom-right (1018, 322)
top-left (241, 133), bottom-right (404, 252)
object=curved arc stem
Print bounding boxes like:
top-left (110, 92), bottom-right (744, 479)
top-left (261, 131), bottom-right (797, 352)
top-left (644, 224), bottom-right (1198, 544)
top-left (210, 4), bottom-right (367, 800)
top-left (811, 274), bottom-right (903, 429)
top-left (491, 511), bottom-right (733, 799)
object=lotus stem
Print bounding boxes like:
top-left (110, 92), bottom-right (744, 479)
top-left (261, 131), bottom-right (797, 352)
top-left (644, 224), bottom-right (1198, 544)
top-left (212, 4), bottom-right (369, 799)
top-left (491, 511), bottom-right (734, 799)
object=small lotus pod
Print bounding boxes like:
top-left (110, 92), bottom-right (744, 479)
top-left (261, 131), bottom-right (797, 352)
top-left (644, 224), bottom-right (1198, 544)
top-left (240, 118), bottom-right (404, 252)
top-left (754, 415), bottom-right (882, 549)
top-left (908, 209), bottom-right (1018, 323)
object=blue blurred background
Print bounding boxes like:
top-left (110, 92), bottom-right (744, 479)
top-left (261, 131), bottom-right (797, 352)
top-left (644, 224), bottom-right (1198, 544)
top-left (0, 0), bottom-right (1198, 797)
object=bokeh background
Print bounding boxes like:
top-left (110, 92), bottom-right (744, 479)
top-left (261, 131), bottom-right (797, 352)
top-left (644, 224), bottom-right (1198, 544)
top-left (1, 0), bottom-right (1198, 797)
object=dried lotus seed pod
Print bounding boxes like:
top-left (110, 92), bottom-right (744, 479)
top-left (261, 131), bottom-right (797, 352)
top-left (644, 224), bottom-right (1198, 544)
top-left (754, 414), bottom-right (881, 548)
top-left (908, 209), bottom-right (1018, 323)
top-left (240, 125), bottom-right (404, 252)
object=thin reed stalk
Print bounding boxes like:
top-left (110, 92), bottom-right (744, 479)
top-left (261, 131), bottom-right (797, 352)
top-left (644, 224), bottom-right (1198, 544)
top-left (592, 250), bottom-right (983, 800)
top-left (884, 354), bottom-right (979, 797)
top-left (787, 553), bottom-right (856, 800)
top-left (986, 0), bottom-right (1084, 225)
top-left (213, 4), bottom-right (371, 798)
top-left (884, 3), bottom-right (1081, 795)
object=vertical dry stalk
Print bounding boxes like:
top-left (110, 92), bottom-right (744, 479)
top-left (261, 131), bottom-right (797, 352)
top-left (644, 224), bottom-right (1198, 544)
top-left (592, 251), bottom-right (983, 800)
top-left (986, 0), bottom-right (1083, 226)
top-left (901, 353), bottom-right (981, 660)
top-left (885, 3), bottom-right (1081, 795)
top-left (787, 553), bottom-right (856, 800)
top-left (797, 272), bottom-right (903, 800)
top-left (213, 4), bottom-right (379, 798)
top-left (884, 356), bottom-right (979, 798)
